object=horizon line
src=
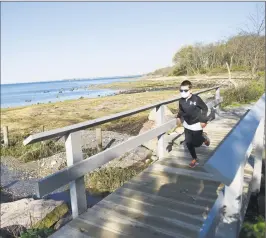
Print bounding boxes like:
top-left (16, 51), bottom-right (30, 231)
top-left (1, 73), bottom-right (145, 86)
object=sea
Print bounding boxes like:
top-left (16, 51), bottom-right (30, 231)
top-left (1, 75), bottom-right (141, 108)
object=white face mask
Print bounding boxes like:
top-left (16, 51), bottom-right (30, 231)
top-left (181, 91), bottom-right (190, 98)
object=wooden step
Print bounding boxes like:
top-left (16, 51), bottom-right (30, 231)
top-left (79, 205), bottom-right (194, 238)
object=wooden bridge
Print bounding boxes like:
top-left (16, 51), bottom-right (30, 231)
top-left (24, 87), bottom-right (265, 238)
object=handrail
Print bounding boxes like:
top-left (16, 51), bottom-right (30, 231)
top-left (23, 86), bottom-right (219, 145)
top-left (36, 119), bottom-right (176, 197)
top-left (204, 93), bottom-right (265, 186)
top-left (200, 93), bottom-right (265, 238)
top-left (22, 85), bottom-right (221, 219)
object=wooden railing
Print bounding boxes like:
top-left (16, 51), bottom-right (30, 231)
top-left (199, 93), bottom-right (265, 238)
top-left (23, 86), bottom-right (221, 219)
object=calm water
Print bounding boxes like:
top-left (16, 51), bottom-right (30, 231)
top-left (1, 76), bottom-right (141, 108)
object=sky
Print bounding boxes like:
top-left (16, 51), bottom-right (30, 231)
top-left (1, 2), bottom-right (264, 84)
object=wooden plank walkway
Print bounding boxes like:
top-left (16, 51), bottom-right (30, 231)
top-left (50, 114), bottom-right (253, 238)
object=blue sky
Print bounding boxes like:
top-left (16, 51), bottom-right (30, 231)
top-left (1, 2), bottom-right (263, 84)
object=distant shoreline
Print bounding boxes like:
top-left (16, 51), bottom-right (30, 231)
top-left (1, 76), bottom-right (143, 109)
top-left (1, 74), bottom-right (144, 86)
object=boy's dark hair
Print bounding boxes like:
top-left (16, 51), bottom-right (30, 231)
top-left (180, 80), bottom-right (192, 89)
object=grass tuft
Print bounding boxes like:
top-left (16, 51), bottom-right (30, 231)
top-left (20, 227), bottom-right (54, 238)
top-left (240, 216), bottom-right (265, 238)
top-left (85, 163), bottom-right (150, 195)
top-left (1, 134), bottom-right (64, 162)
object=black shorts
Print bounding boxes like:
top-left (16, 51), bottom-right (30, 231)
top-left (184, 128), bottom-right (205, 147)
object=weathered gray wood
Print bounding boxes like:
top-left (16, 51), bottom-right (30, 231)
top-left (206, 97), bottom-right (223, 109)
top-left (125, 177), bottom-right (219, 202)
top-left (23, 86), bottom-right (220, 145)
top-left (36, 119), bottom-right (176, 197)
top-left (81, 205), bottom-right (194, 238)
top-left (64, 132), bottom-right (87, 218)
top-left (70, 218), bottom-right (129, 238)
top-left (103, 193), bottom-right (204, 223)
top-left (156, 105), bottom-right (166, 159)
top-left (204, 93), bottom-right (265, 186)
top-left (3, 126), bottom-right (9, 147)
top-left (222, 161), bottom-right (245, 237)
top-left (251, 119), bottom-right (264, 193)
top-left (94, 199), bottom-right (201, 234)
top-left (215, 87), bottom-right (221, 113)
top-left (95, 128), bottom-right (102, 152)
top-left (49, 224), bottom-right (92, 238)
top-left (115, 187), bottom-right (208, 212)
top-left (145, 164), bottom-right (221, 182)
top-left (200, 144), bottom-right (253, 238)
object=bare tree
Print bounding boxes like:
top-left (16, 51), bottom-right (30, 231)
top-left (240, 3), bottom-right (265, 78)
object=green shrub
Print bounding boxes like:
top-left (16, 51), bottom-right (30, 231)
top-left (199, 68), bottom-right (207, 74)
top-left (222, 79), bottom-right (264, 107)
top-left (240, 216), bottom-right (265, 238)
top-left (257, 71), bottom-right (265, 77)
top-left (207, 67), bottom-right (228, 75)
top-left (171, 67), bottom-right (187, 76)
top-left (1, 134), bottom-right (64, 162)
top-left (20, 228), bottom-right (54, 238)
top-left (231, 65), bottom-right (250, 72)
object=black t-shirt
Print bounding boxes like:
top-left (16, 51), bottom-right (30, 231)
top-left (177, 94), bottom-right (208, 125)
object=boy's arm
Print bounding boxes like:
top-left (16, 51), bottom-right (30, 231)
top-left (176, 101), bottom-right (184, 126)
top-left (196, 96), bottom-right (208, 123)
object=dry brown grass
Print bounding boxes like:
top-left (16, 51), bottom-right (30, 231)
top-left (1, 90), bottom-right (181, 135)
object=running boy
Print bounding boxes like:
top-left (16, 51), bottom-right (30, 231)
top-left (176, 80), bottom-right (214, 168)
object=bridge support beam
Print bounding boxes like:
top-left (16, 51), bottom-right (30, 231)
top-left (65, 132), bottom-right (87, 218)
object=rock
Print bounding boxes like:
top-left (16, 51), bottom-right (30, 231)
top-left (151, 155), bottom-right (158, 161)
top-left (134, 146), bottom-right (152, 160)
top-left (139, 120), bottom-right (156, 135)
top-left (1, 198), bottom-right (68, 229)
top-left (54, 215), bottom-right (72, 230)
top-left (0, 225), bottom-right (26, 238)
top-left (138, 121), bottom-right (157, 152)
top-left (148, 105), bottom-right (174, 121)
top-left (51, 160), bottom-right (57, 166)
top-left (145, 158), bottom-right (152, 164)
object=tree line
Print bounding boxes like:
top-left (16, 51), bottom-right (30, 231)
top-left (150, 4), bottom-right (265, 79)
top-left (172, 34), bottom-right (264, 77)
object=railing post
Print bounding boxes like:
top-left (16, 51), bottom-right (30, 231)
top-left (3, 126), bottom-right (9, 147)
top-left (64, 131), bottom-right (87, 218)
top-left (222, 161), bottom-right (245, 237)
top-left (215, 87), bottom-right (221, 114)
top-left (96, 128), bottom-right (103, 152)
top-left (219, 143), bottom-right (252, 237)
top-left (156, 105), bottom-right (166, 159)
top-left (251, 118), bottom-right (265, 193)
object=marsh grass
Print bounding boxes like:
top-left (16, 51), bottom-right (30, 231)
top-left (85, 162), bottom-right (151, 195)
top-left (1, 133), bottom-right (64, 162)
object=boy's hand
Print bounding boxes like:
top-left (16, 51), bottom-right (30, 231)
top-left (201, 123), bottom-right (207, 128)
top-left (176, 118), bottom-right (182, 127)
